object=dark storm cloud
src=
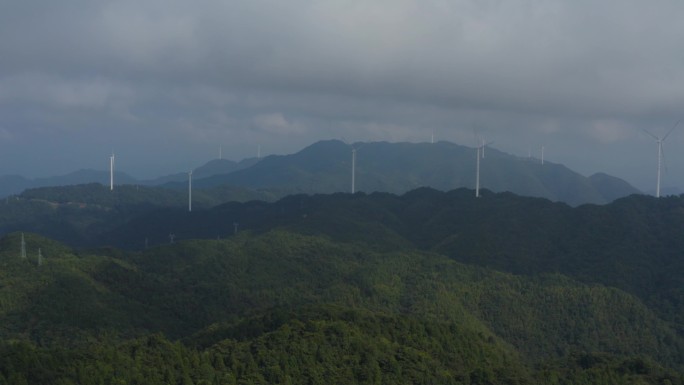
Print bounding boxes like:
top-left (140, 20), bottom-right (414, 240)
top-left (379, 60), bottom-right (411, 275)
top-left (1, 0), bottom-right (684, 189)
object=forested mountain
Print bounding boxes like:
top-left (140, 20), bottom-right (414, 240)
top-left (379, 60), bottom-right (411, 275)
top-left (1, 230), bottom-right (682, 384)
top-left (2, 185), bottom-right (683, 323)
top-left (2, 184), bottom-right (682, 317)
top-left (0, 183), bottom-right (281, 247)
top-left (81, 188), bottom-right (683, 332)
top-left (0, 188), bottom-right (683, 382)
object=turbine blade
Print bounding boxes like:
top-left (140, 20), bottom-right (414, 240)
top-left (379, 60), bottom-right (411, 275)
top-left (663, 119), bottom-right (681, 141)
top-left (641, 128), bottom-right (659, 141)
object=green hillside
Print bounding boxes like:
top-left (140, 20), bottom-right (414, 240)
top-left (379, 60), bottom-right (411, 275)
top-left (0, 230), bottom-right (683, 383)
top-left (0, 183), bottom-right (279, 246)
top-left (93, 190), bottom-right (683, 304)
top-left (3, 186), bottom-right (682, 327)
top-left (1, 185), bottom-right (683, 383)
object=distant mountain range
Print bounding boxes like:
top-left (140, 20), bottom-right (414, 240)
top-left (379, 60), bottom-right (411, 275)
top-left (0, 158), bottom-right (258, 198)
top-left (0, 140), bottom-right (641, 205)
top-left (142, 157), bottom-right (260, 185)
top-left (174, 140), bottom-right (641, 206)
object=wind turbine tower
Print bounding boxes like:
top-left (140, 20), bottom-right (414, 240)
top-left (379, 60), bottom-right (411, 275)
top-left (350, 144), bottom-right (365, 194)
top-left (476, 146), bottom-right (481, 198)
top-left (188, 170), bottom-right (193, 212)
top-left (643, 120), bottom-right (680, 198)
top-left (37, 248), bottom-right (43, 267)
top-left (475, 139), bottom-right (493, 198)
top-left (541, 146), bottom-right (545, 165)
top-left (109, 153), bottom-right (115, 191)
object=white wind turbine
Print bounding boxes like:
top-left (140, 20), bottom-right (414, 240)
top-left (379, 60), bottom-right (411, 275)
top-left (109, 152), bottom-right (115, 191)
top-left (643, 120), bottom-right (680, 198)
top-left (480, 137), bottom-right (490, 158)
top-left (350, 143), bottom-right (364, 193)
top-left (475, 138), bottom-right (494, 198)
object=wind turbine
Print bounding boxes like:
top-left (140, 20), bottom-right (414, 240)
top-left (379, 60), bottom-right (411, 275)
top-left (643, 120), bottom-right (680, 198)
top-left (350, 143), bottom-right (364, 193)
top-left (475, 139), bottom-right (494, 198)
top-left (188, 170), bottom-right (193, 212)
top-left (541, 145), bottom-right (544, 165)
top-left (476, 145), bottom-right (481, 198)
top-left (109, 153), bottom-right (115, 191)
top-left (480, 138), bottom-right (489, 158)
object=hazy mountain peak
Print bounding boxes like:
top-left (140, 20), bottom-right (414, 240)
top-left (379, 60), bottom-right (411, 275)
top-left (188, 140), bottom-right (639, 206)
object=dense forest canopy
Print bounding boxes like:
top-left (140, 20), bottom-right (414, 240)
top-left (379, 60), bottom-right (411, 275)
top-left (0, 186), bottom-right (683, 384)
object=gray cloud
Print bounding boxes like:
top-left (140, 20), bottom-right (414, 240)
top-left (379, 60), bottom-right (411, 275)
top-left (1, 0), bottom-right (684, 191)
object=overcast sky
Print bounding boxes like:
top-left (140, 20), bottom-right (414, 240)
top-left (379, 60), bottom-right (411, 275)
top-left (2, 0), bottom-right (684, 192)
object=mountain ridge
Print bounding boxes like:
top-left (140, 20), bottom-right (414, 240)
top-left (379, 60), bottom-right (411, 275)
top-left (166, 139), bottom-right (642, 206)
top-left (0, 140), bottom-right (640, 206)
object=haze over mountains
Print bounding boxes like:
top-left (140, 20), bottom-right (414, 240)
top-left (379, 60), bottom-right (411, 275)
top-left (0, 140), bottom-right (640, 206)
top-left (0, 158), bottom-right (260, 199)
